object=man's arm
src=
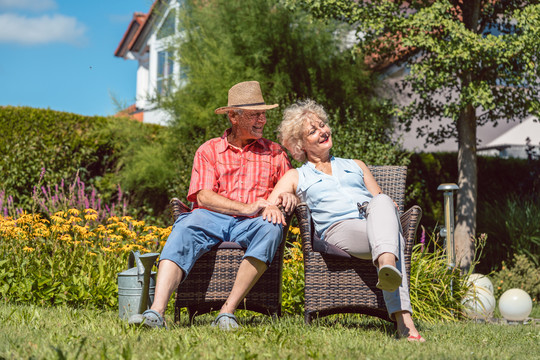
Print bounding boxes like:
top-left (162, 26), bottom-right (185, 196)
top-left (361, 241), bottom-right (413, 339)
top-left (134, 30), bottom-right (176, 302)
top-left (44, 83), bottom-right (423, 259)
top-left (196, 189), bottom-right (272, 217)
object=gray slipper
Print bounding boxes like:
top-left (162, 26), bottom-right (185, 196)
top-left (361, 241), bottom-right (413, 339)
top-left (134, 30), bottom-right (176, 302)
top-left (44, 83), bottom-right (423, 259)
top-left (128, 309), bottom-right (166, 329)
top-left (377, 265), bottom-right (402, 292)
top-left (211, 313), bottom-right (239, 331)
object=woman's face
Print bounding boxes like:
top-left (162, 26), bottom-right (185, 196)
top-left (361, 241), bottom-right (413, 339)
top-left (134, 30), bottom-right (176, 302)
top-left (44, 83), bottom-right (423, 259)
top-left (302, 115), bottom-right (332, 157)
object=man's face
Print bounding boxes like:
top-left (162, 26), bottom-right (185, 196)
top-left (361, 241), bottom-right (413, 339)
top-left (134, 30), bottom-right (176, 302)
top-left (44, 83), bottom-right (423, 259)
top-left (232, 110), bottom-right (267, 141)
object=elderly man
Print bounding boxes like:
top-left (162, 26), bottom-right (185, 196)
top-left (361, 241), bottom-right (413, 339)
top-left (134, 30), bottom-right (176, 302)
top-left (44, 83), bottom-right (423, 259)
top-left (129, 81), bottom-right (295, 330)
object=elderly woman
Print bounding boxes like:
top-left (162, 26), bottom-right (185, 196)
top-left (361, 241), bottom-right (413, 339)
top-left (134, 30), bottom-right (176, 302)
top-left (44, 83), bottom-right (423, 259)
top-left (262, 99), bottom-right (424, 342)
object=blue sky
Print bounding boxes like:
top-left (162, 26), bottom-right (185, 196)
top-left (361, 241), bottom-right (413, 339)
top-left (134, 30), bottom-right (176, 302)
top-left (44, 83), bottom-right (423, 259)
top-left (0, 0), bottom-right (154, 117)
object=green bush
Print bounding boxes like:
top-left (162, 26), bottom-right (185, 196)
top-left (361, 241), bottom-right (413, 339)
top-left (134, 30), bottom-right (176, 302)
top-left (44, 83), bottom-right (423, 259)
top-left (406, 152), bottom-right (535, 272)
top-left (409, 235), bottom-right (469, 323)
top-left (0, 106), bottom-right (165, 220)
top-left (0, 106), bottom-right (109, 209)
top-left (491, 254), bottom-right (540, 303)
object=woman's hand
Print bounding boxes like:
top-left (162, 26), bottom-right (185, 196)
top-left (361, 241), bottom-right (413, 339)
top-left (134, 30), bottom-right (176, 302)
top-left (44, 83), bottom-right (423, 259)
top-left (262, 204), bottom-right (287, 225)
top-left (275, 192), bottom-right (298, 214)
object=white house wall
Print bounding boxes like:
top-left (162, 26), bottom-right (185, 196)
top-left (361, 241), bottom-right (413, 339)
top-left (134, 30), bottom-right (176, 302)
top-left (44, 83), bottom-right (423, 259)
top-left (135, 54), bottom-right (149, 110)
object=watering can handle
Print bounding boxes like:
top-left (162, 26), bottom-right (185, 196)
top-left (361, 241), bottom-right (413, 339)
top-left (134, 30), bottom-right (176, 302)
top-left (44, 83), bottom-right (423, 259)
top-left (128, 251), bottom-right (137, 269)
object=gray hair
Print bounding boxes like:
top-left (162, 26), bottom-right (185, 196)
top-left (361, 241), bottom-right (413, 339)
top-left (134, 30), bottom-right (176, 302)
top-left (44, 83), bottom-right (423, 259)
top-left (227, 109), bottom-right (244, 122)
top-left (278, 99), bottom-right (330, 162)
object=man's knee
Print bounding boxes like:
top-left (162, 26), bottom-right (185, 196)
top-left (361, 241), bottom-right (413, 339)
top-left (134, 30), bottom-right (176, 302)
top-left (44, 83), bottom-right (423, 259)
top-left (259, 221), bottom-right (283, 245)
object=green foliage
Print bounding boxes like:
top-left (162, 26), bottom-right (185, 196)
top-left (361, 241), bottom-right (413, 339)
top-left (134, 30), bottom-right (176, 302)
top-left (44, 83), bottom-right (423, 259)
top-left (479, 195), bottom-right (540, 270)
top-left (331, 121), bottom-right (410, 166)
top-left (281, 232), bottom-right (304, 315)
top-left (0, 211), bottom-right (167, 309)
top-left (491, 254), bottom-right (540, 303)
top-left (292, 0), bottom-right (540, 144)
top-left (409, 238), bottom-right (469, 323)
top-left (0, 106), bottom-right (164, 218)
top-left (161, 0), bottom-right (391, 142)
top-left (406, 152), bottom-right (536, 272)
top-left (0, 106), bottom-right (110, 209)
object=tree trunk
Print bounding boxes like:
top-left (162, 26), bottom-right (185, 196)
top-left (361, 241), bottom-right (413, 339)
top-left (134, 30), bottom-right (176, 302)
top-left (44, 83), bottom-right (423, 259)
top-left (455, 103), bottom-right (477, 271)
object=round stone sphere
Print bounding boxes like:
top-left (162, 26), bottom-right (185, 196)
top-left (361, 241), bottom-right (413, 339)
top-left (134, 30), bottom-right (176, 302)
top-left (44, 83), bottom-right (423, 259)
top-left (467, 273), bottom-right (494, 294)
top-left (498, 288), bottom-right (533, 322)
top-left (462, 286), bottom-right (496, 320)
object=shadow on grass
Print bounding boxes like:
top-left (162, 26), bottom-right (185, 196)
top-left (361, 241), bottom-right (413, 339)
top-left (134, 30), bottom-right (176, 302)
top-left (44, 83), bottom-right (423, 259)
top-left (171, 310), bottom-right (405, 338)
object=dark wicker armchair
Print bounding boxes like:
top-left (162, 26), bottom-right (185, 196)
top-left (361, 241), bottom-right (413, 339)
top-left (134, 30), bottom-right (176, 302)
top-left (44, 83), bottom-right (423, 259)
top-left (169, 198), bottom-right (290, 323)
top-left (295, 165), bottom-right (422, 324)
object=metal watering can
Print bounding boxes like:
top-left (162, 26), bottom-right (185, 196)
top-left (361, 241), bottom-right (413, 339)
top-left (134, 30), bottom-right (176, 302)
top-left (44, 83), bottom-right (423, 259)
top-left (117, 251), bottom-right (160, 319)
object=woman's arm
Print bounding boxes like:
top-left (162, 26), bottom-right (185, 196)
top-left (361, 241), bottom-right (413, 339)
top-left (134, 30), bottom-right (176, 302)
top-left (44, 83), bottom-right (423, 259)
top-left (354, 160), bottom-right (382, 196)
top-left (262, 169), bottom-right (299, 224)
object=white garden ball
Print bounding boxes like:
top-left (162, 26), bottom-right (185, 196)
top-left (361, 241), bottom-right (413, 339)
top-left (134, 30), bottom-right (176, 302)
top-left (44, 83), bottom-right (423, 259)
top-left (467, 273), bottom-right (494, 294)
top-left (498, 288), bottom-right (533, 321)
top-left (462, 286), bottom-right (496, 320)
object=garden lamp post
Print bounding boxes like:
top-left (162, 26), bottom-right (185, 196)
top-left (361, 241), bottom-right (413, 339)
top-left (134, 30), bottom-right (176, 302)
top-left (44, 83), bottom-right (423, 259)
top-left (437, 183), bottom-right (459, 268)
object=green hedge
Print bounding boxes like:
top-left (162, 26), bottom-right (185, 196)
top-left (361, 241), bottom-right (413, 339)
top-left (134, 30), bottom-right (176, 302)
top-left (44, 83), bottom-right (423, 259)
top-left (0, 106), bottom-right (162, 213)
top-left (406, 152), bottom-right (536, 271)
top-left (0, 106), bottom-right (112, 209)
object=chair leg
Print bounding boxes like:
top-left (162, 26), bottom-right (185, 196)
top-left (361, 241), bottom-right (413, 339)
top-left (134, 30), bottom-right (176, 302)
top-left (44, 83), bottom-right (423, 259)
top-left (304, 312), bottom-right (312, 324)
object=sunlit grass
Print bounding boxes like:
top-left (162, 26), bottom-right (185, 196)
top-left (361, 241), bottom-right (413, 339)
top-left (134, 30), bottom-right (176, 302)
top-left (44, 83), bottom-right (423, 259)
top-left (1, 303), bottom-right (539, 359)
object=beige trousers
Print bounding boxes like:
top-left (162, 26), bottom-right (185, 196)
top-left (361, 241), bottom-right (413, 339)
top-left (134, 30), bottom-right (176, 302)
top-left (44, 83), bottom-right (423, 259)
top-left (324, 194), bottom-right (412, 318)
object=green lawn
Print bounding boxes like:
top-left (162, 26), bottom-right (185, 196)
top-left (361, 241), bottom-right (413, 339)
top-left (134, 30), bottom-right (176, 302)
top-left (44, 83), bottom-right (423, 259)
top-left (1, 303), bottom-right (539, 359)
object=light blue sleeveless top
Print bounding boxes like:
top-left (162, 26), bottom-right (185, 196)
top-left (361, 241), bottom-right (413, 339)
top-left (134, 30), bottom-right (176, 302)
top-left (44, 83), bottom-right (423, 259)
top-left (296, 156), bottom-right (373, 240)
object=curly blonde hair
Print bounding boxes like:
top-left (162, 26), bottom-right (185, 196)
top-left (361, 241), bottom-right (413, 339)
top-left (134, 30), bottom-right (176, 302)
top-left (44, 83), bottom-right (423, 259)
top-left (278, 99), bottom-right (330, 162)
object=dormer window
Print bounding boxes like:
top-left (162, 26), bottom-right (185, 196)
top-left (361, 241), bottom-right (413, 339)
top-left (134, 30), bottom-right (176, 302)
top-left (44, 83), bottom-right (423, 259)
top-left (157, 50), bottom-right (174, 95)
top-left (157, 9), bottom-right (176, 40)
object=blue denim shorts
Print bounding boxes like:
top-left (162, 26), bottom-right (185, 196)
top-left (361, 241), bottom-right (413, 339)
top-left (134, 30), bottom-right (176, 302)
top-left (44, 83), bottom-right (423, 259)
top-left (159, 208), bottom-right (283, 280)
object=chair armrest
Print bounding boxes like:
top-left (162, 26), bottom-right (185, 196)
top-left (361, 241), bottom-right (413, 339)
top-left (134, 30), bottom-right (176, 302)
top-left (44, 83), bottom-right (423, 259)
top-left (170, 197), bottom-right (191, 222)
top-left (399, 205), bottom-right (422, 254)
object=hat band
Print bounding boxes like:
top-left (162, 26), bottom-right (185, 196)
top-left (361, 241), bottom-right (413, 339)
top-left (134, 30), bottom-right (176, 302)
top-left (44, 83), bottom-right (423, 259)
top-left (230, 102), bottom-right (266, 107)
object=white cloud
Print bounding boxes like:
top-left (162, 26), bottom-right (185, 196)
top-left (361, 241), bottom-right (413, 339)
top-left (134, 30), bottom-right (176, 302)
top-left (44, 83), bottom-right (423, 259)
top-left (0, 13), bottom-right (87, 45)
top-left (0, 0), bottom-right (57, 12)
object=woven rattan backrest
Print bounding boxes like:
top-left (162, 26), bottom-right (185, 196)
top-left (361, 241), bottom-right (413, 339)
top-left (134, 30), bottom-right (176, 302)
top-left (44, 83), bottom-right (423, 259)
top-left (367, 165), bottom-right (407, 215)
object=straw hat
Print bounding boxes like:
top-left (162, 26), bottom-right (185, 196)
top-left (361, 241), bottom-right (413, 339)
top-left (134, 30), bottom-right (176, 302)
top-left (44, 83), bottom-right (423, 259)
top-left (214, 81), bottom-right (278, 114)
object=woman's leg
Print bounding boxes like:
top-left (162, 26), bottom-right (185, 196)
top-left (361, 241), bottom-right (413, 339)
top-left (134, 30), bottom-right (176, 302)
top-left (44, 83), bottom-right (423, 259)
top-left (367, 194), bottom-right (423, 339)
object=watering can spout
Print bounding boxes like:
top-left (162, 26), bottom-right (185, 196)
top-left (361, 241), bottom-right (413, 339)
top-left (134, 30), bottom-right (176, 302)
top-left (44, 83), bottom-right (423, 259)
top-left (118, 251), bottom-right (160, 319)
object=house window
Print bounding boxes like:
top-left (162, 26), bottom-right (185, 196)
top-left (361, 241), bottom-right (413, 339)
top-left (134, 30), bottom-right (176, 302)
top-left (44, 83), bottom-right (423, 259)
top-left (157, 9), bottom-right (176, 40)
top-left (157, 50), bottom-right (174, 95)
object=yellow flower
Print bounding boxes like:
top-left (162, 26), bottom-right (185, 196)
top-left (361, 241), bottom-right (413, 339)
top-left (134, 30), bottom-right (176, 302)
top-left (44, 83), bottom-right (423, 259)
top-left (84, 212), bottom-right (98, 221)
top-left (50, 215), bottom-right (65, 224)
top-left (60, 234), bottom-right (73, 242)
top-left (23, 246), bottom-right (35, 252)
top-left (289, 226), bottom-right (300, 235)
top-left (88, 252), bottom-right (97, 256)
top-left (68, 209), bottom-right (80, 216)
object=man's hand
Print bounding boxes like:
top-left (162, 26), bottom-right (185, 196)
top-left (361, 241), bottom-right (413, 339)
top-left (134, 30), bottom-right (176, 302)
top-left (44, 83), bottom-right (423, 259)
top-left (242, 199), bottom-right (274, 217)
top-left (274, 192), bottom-right (298, 214)
top-left (262, 204), bottom-right (287, 225)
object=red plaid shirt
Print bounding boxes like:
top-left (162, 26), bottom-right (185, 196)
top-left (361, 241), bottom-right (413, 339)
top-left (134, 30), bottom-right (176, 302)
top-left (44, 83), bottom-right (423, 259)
top-left (187, 129), bottom-right (292, 209)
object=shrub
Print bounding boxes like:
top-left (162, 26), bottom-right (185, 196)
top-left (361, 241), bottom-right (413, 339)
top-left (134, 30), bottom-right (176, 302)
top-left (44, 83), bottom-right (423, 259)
top-left (409, 232), bottom-right (470, 323)
top-left (491, 254), bottom-right (540, 303)
top-left (406, 152), bottom-right (535, 272)
top-left (0, 107), bottom-right (111, 210)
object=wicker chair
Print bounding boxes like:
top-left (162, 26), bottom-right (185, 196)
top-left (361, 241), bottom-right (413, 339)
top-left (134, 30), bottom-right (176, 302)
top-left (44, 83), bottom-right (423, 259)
top-left (295, 165), bottom-right (422, 324)
top-left (169, 198), bottom-right (290, 323)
